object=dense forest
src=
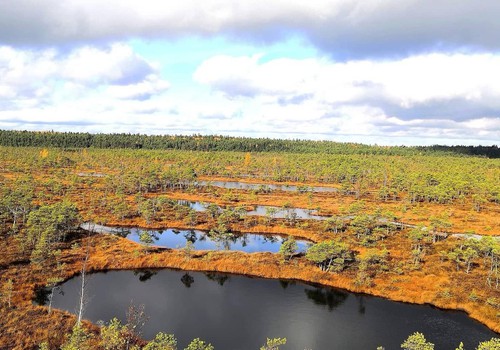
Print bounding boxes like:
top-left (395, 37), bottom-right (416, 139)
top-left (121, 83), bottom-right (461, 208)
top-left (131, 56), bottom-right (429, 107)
top-left (0, 129), bottom-right (498, 158)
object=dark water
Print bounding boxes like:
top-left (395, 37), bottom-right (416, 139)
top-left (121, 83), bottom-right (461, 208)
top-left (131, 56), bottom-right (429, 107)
top-left (81, 223), bottom-right (309, 253)
top-left (197, 180), bottom-right (338, 193)
top-left (45, 269), bottom-right (497, 350)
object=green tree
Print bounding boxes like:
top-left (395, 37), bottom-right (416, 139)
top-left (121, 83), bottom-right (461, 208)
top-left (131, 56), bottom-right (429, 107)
top-left (61, 325), bottom-right (92, 350)
top-left (355, 249), bottom-right (389, 287)
top-left (144, 333), bottom-right (177, 350)
top-left (472, 192), bottom-right (487, 212)
top-left (429, 216), bottom-right (452, 243)
top-left (446, 240), bottom-right (480, 274)
top-left (0, 176), bottom-right (34, 232)
top-left (99, 318), bottom-right (127, 350)
top-left (350, 214), bottom-right (377, 245)
top-left (408, 226), bottom-right (429, 266)
top-left (264, 207), bottom-right (278, 225)
top-left (284, 208), bottom-right (298, 227)
top-left (183, 240), bottom-right (194, 259)
top-left (137, 197), bottom-right (162, 224)
top-left (112, 194), bottom-right (131, 221)
top-left (305, 240), bottom-right (353, 272)
top-left (477, 237), bottom-right (500, 288)
top-left (26, 201), bottom-right (80, 262)
top-left (346, 200), bottom-right (366, 215)
top-left (206, 203), bottom-right (220, 220)
top-left (184, 338), bottom-right (214, 350)
top-left (139, 230), bottom-right (154, 253)
top-left (476, 338), bottom-right (500, 350)
top-left (279, 237), bottom-right (298, 262)
top-left (208, 224), bottom-right (233, 251)
top-left (401, 332), bottom-right (434, 350)
top-left (323, 216), bottom-right (346, 234)
top-left (260, 337), bottom-right (287, 350)
top-left (185, 209), bottom-right (198, 227)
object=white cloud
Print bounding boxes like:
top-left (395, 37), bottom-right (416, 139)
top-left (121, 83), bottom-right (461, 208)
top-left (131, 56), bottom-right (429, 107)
top-left (0, 43), bottom-right (499, 145)
top-left (0, 43), bottom-right (174, 133)
top-left (2, 0), bottom-right (500, 57)
top-left (105, 75), bottom-right (170, 100)
top-left (60, 44), bottom-right (155, 85)
top-left (0, 43), bottom-right (169, 103)
top-left (0, 46), bottom-right (58, 99)
top-left (193, 53), bottom-right (500, 142)
top-left (194, 53), bottom-right (500, 118)
top-left (194, 55), bottom-right (322, 98)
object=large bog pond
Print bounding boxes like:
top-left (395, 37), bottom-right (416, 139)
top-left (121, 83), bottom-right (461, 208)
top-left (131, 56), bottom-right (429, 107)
top-left (45, 269), bottom-right (496, 350)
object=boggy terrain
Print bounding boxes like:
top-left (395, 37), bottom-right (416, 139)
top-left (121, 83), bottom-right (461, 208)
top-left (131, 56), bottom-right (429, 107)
top-left (0, 143), bottom-right (499, 349)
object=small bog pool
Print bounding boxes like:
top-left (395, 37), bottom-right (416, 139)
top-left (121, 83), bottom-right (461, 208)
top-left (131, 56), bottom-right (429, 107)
top-left (82, 223), bottom-right (309, 253)
top-left (196, 180), bottom-right (338, 193)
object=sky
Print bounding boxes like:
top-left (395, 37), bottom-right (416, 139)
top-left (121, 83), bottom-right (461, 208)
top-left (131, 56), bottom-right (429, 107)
top-left (0, 1), bottom-right (499, 146)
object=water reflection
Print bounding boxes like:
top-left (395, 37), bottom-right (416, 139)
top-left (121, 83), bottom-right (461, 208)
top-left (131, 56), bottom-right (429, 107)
top-left (33, 287), bottom-right (52, 306)
top-left (180, 273), bottom-right (194, 288)
top-left (304, 287), bottom-right (349, 311)
top-left (46, 269), bottom-right (497, 350)
top-left (173, 200), bottom-right (330, 220)
top-left (134, 270), bottom-right (157, 282)
top-left (196, 180), bottom-right (338, 193)
top-left (205, 272), bottom-right (231, 286)
top-left (88, 224), bottom-right (310, 254)
top-left (247, 205), bottom-right (327, 220)
top-left (183, 230), bottom-right (198, 243)
top-left (358, 296), bottom-right (366, 314)
top-left (278, 279), bottom-right (296, 289)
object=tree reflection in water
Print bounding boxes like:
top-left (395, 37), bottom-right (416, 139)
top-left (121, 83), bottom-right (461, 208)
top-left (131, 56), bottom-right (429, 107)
top-left (134, 270), bottom-right (157, 282)
top-left (33, 286), bottom-right (51, 306)
top-left (278, 280), bottom-right (296, 289)
top-left (115, 227), bottom-right (132, 238)
top-left (358, 295), bottom-right (366, 314)
top-left (204, 272), bottom-right (231, 286)
top-left (304, 287), bottom-right (348, 311)
top-left (33, 285), bottom-right (65, 306)
top-left (180, 273), bottom-right (194, 288)
top-left (183, 230), bottom-right (198, 243)
top-left (239, 234), bottom-right (249, 247)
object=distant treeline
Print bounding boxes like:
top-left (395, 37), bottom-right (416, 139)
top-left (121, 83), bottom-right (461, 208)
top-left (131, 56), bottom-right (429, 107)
top-left (0, 129), bottom-right (498, 158)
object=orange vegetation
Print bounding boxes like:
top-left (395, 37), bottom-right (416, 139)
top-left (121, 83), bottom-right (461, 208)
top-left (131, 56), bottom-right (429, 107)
top-left (1, 229), bottom-right (499, 349)
top-left (1, 151), bottom-right (499, 349)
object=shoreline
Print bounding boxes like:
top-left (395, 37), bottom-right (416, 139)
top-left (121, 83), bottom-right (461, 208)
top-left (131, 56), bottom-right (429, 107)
top-left (62, 234), bottom-right (500, 335)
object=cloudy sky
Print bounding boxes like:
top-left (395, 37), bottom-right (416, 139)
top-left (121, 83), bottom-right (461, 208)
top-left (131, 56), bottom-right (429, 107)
top-left (1, 1), bottom-right (499, 145)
